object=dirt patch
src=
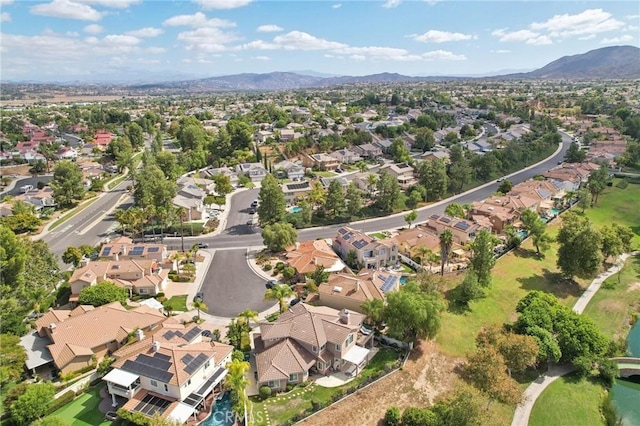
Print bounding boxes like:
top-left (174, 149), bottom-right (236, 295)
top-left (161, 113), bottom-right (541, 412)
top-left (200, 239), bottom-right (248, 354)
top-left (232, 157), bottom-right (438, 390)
top-left (627, 282), bottom-right (640, 292)
top-left (299, 341), bottom-right (462, 426)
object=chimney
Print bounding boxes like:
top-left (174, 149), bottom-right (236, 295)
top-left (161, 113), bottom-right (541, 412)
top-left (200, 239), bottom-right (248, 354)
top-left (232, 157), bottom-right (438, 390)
top-left (121, 245), bottom-right (127, 256)
top-left (115, 253), bottom-right (119, 261)
top-left (355, 281), bottom-right (360, 292)
top-left (49, 323), bottom-right (56, 333)
top-left (152, 341), bottom-right (161, 352)
top-left (339, 309), bottom-right (350, 325)
top-left (80, 257), bottom-right (89, 267)
top-left (136, 329), bottom-right (144, 341)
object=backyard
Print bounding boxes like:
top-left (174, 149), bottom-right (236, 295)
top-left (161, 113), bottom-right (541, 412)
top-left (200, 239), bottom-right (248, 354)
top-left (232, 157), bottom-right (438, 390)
top-left (45, 385), bottom-right (114, 426)
top-left (163, 295), bottom-right (188, 312)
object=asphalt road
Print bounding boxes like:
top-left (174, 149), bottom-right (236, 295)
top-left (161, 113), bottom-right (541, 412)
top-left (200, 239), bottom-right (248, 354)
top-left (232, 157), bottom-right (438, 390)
top-left (224, 188), bottom-right (260, 235)
top-left (1, 175), bottom-right (53, 197)
top-left (41, 178), bottom-right (133, 261)
top-left (166, 130), bottom-right (572, 249)
top-left (201, 249), bottom-right (275, 317)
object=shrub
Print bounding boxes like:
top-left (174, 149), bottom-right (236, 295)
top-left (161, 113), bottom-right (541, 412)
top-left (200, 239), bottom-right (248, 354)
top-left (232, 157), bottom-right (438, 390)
top-left (47, 390), bottom-right (75, 414)
top-left (117, 408), bottom-right (150, 425)
top-left (275, 262), bottom-right (285, 271)
top-left (286, 384), bottom-right (294, 392)
top-left (598, 359), bottom-right (618, 388)
top-left (385, 406), bottom-right (401, 426)
top-left (259, 386), bottom-right (272, 399)
top-left (263, 264), bottom-right (273, 271)
top-left (156, 292), bottom-right (165, 298)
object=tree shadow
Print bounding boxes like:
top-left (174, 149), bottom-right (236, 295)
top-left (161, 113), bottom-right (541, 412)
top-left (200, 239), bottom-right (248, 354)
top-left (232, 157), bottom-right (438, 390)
top-left (443, 287), bottom-right (472, 315)
top-left (512, 247), bottom-right (545, 260)
top-left (516, 269), bottom-right (583, 299)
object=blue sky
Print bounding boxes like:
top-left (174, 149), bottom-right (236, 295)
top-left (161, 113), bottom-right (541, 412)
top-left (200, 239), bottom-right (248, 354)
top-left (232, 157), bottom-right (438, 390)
top-left (1, 0), bottom-right (639, 82)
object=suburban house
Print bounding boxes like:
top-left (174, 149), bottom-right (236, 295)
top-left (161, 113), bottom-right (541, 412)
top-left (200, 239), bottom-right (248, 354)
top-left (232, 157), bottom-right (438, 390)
top-left (14, 187), bottom-right (56, 212)
top-left (302, 153), bottom-right (340, 170)
top-left (252, 304), bottom-right (372, 392)
top-left (29, 302), bottom-right (165, 374)
top-left (420, 150), bottom-right (450, 163)
top-left (256, 130), bottom-right (274, 143)
top-left (105, 323), bottom-right (234, 424)
top-left (285, 240), bottom-right (346, 275)
top-left (468, 201), bottom-right (519, 234)
top-left (56, 146), bottom-right (78, 160)
top-left (281, 181), bottom-right (312, 206)
top-left (99, 236), bottom-right (170, 263)
top-left (279, 128), bottom-right (298, 142)
top-left (425, 214), bottom-right (484, 245)
top-left (393, 227), bottom-right (450, 262)
top-left (379, 163), bottom-right (417, 188)
top-left (507, 179), bottom-right (564, 215)
top-left (68, 258), bottom-right (170, 301)
top-left (330, 148), bottom-right (362, 164)
top-left (200, 166), bottom-right (239, 188)
top-left (273, 160), bottom-right (305, 181)
top-left (236, 163), bottom-right (268, 182)
top-left (318, 270), bottom-right (402, 313)
top-left (333, 227), bottom-right (399, 269)
top-left (352, 143), bottom-right (382, 159)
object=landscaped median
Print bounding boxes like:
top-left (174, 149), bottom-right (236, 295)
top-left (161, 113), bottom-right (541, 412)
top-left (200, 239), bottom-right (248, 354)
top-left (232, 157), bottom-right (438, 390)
top-left (248, 347), bottom-right (403, 426)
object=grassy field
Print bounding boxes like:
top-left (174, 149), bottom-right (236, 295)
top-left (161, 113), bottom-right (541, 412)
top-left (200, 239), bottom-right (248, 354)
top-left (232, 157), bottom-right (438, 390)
top-left (529, 373), bottom-right (604, 426)
top-left (46, 385), bottom-right (113, 426)
top-left (163, 295), bottom-right (188, 312)
top-left (582, 253), bottom-right (640, 340)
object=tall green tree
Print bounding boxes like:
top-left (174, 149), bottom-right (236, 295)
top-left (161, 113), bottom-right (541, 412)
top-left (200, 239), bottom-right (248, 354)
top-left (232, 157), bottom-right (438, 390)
top-left (125, 122), bottom-right (144, 150)
top-left (469, 229), bottom-right (497, 288)
top-left (444, 203), bottom-right (465, 218)
top-left (587, 166), bottom-right (609, 206)
top-left (264, 283), bottom-right (294, 313)
top-left (417, 159), bottom-right (448, 201)
top-left (9, 382), bottom-right (56, 425)
top-left (325, 179), bottom-right (344, 217)
top-left (375, 171), bottom-right (401, 213)
top-left (257, 174), bottom-right (286, 226)
top-left (384, 281), bottom-right (444, 342)
top-left (389, 138), bottom-right (412, 163)
top-left (520, 209), bottom-right (551, 255)
top-left (404, 209), bottom-right (418, 229)
top-left (564, 141), bottom-right (586, 163)
top-left (448, 145), bottom-right (472, 193)
top-left (225, 358), bottom-right (250, 418)
top-left (345, 182), bottom-right (363, 218)
top-left (360, 298), bottom-right (385, 329)
top-left (213, 174), bottom-right (234, 197)
top-left (78, 281), bottom-right (127, 306)
top-left (261, 222), bottom-right (297, 253)
top-left (556, 212), bottom-right (602, 280)
top-left (439, 229), bottom-right (454, 276)
top-left (600, 224), bottom-right (634, 261)
top-left (51, 161), bottom-right (86, 207)
top-left (62, 246), bottom-right (83, 267)
top-left (0, 334), bottom-right (27, 385)
top-left (577, 188), bottom-right (592, 213)
top-left (133, 164), bottom-right (177, 210)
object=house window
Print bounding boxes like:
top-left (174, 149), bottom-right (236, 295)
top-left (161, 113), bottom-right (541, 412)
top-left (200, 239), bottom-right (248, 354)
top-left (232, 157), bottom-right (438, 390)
top-left (317, 361), bottom-right (324, 370)
top-left (267, 380), bottom-right (279, 389)
top-left (187, 379), bottom-right (191, 386)
top-left (150, 380), bottom-right (158, 387)
top-left (138, 288), bottom-right (148, 294)
top-left (320, 344), bottom-right (326, 351)
top-left (163, 384), bottom-right (168, 392)
top-left (345, 334), bottom-right (354, 347)
top-left (311, 346), bottom-right (317, 353)
top-left (205, 360), bottom-right (210, 369)
top-left (380, 248), bottom-right (386, 256)
top-left (336, 344), bottom-right (341, 351)
top-left (289, 373), bottom-right (298, 382)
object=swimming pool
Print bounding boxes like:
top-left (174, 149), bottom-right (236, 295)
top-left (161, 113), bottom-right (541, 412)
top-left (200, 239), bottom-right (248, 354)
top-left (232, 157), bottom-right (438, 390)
top-left (400, 276), bottom-right (408, 285)
top-left (291, 206), bottom-right (302, 213)
top-left (201, 392), bottom-right (235, 426)
top-left (517, 230), bottom-right (528, 239)
top-left (548, 208), bottom-right (560, 217)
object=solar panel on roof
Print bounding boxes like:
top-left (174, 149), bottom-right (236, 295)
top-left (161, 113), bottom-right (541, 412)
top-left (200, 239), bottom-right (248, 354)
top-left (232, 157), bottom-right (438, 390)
top-left (343, 233), bottom-right (352, 240)
top-left (181, 354), bottom-right (194, 364)
top-left (184, 353), bottom-right (208, 375)
top-left (134, 394), bottom-right (172, 417)
top-left (153, 353), bottom-right (172, 362)
top-left (121, 359), bottom-right (173, 383)
top-left (430, 214), bottom-right (439, 220)
top-left (353, 240), bottom-right (368, 249)
top-left (380, 276), bottom-right (398, 293)
top-left (454, 221), bottom-right (470, 231)
top-left (163, 331), bottom-right (177, 340)
top-left (182, 327), bottom-right (201, 342)
top-left (287, 182), bottom-right (310, 190)
top-left (147, 247), bottom-right (160, 253)
top-left (440, 217), bottom-right (451, 223)
top-left (338, 228), bottom-right (348, 235)
top-left (102, 247), bottom-right (111, 256)
top-left (129, 246), bottom-right (144, 255)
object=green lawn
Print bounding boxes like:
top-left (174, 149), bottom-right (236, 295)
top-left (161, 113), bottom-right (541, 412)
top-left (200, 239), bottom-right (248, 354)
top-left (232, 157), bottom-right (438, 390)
top-left (46, 385), bottom-right (113, 426)
top-left (529, 373), bottom-right (604, 426)
top-left (314, 171), bottom-right (336, 177)
top-left (369, 232), bottom-right (388, 239)
top-left (250, 348), bottom-right (402, 426)
top-left (582, 253), bottom-right (640, 339)
top-left (163, 295), bottom-right (188, 312)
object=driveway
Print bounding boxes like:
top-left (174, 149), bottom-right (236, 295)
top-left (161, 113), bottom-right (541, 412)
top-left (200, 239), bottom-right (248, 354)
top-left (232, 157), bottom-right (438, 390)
top-left (200, 248), bottom-right (275, 317)
top-left (224, 188), bottom-right (260, 235)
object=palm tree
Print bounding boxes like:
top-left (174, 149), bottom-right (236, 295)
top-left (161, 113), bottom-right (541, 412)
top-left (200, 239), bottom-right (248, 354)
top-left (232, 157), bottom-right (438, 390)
top-left (416, 246), bottom-right (434, 273)
top-left (308, 181), bottom-right (326, 210)
top-left (264, 283), bottom-right (294, 313)
top-left (163, 303), bottom-right (174, 317)
top-left (439, 229), bottom-right (454, 276)
top-left (225, 358), bottom-right (250, 418)
top-left (356, 161), bottom-right (368, 173)
top-left (192, 299), bottom-right (208, 322)
top-left (237, 308), bottom-right (258, 330)
top-left (367, 174), bottom-right (378, 196)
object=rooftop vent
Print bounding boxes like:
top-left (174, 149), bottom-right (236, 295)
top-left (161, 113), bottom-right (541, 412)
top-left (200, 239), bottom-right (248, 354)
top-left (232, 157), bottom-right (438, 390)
top-left (333, 286), bottom-right (342, 293)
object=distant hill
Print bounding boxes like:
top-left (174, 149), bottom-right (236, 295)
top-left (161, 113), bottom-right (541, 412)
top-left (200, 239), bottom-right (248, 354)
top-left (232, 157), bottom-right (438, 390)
top-left (503, 45), bottom-right (640, 79)
top-left (127, 45), bottom-right (640, 92)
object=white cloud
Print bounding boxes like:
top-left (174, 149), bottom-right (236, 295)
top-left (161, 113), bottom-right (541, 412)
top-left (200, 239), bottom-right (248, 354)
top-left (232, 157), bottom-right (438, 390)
top-left (411, 30), bottom-right (476, 43)
top-left (30, 0), bottom-right (103, 21)
top-left (256, 24), bottom-right (283, 33)
top-left (0, 12), bottom-right (10, 22)
top-left (530, 9), bottom-right (624, 37)
top-left (0, 0), bottom-right (15, 5)
top-left (163, 12), bottom-right (235, 28)
top-left (382, 0), bottom-right (401, 8)
top-left (273, 31), bottom-right (346, 50)
top-left (491, 49), bottom-right (510, 54)
top-left (84, 24), bottom-right (103, 34)
top-left (177, 27), bottom-right (241, 52)
top-left (332, 3), bottom-right (342, 8)
top-left (492, 28), bottom-right (540, 42)
top-left (126, 27), bottom-right (164, 37)
top-left (237, 40), bottom-right (280, 50)
top-left (101, 34), bottom-right (141, 45)
top-left (526, 35), bottom-right (553, 45)
top-left (76, 0), bottom-right (141, 8)
top-left (253, 55), bottom-right (270, 61)
top-left (600, 35), bottom-right (633, 44)
top-left (194, 0), bottom-right (252, 9)
top-left (422, 50), bottom-right (466, 60)
top-left (146, 47), bottom-right (166, 54)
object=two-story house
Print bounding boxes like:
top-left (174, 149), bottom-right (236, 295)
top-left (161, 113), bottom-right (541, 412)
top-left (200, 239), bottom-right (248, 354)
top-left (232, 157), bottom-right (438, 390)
top-left (173, 179), bottom-right (208, 222)
top-left (236, 163), bottom-right (268, 182)
top-left (253, 304), bottom-right (372, 391)
top-left (99, 236), bottom-right (171, 264)
top-left (281, 181), bottom-right (312, 206)
top-left (273, 160), bottom-right (305, 181)
top-left (105, 323), bottom-right (233, 423)
top-left (285, 240), bottom-right (346, 275)
top-left (302, 153), bottom-right (340, 171)
top-left (318, 270), bottom-right (401, 313)
top-left (468, 201), bottom-right (519, 234)
top-left (332, 227), bottom-right (399, 269)
top-left (352, 143), bottom-right (383, 159)
top-left (379, 163), bottom-right (417, 189)
top-left (425, 214), bottom-right (484, 245)
top-left (330, 148), bottom-right (362, 165)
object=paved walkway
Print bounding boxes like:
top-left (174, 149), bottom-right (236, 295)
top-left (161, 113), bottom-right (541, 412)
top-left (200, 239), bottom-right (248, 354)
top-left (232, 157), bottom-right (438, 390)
top-left (511, 251), bottom-right (638, 426)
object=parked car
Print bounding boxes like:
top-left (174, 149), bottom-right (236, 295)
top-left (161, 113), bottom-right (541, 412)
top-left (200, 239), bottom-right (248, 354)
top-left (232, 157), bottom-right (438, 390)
top-left (289, 298), bottom-right (301, 308)
top-left (335, 168), bottom-right (344, 173)
top-left (265, 280), bottom-right (278, 289)
top-left (249, 208), bottom-right (256, 214)
top-left (195, 242), bottom-right (209, 249)
top-left (194, 292), bottom-right (204, 302)
top-left (251, 200), bottom-right (259, 208)
top-left (201, 329), bottom-right (212, 338)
